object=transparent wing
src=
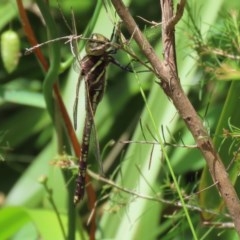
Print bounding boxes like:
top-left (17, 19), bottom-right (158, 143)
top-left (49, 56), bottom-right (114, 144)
top-left (72, 55), bottom-right (81, 73)
top-left (71, 10), bottom-right (83, 130)
top-left (85, 82), bottom-right (103, 175)
top-left (73, 73), bottom-right (83, 130)
top-left (89, 118), bottom-right (103, 175)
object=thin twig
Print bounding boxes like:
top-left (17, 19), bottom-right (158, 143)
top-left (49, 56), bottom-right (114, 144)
top-left (87, 169), bottom-right (231, 220)
top-left (119, 139), bottom-right (197, 149)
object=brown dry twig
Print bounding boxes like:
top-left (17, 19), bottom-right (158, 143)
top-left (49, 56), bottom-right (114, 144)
top-left (87, 169), bottom-right (232, 221)
top-left (110, 0), bottom-right (240, 235)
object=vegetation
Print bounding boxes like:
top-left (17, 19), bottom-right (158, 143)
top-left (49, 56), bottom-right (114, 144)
top-left (0, 0), bottom-right (240, 239)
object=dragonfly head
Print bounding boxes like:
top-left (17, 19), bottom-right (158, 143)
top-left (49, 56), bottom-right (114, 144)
top-left (85, 33), bottom-right (111, 56)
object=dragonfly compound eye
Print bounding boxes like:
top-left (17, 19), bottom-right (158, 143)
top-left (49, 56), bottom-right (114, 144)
top-left (85, 33), bottom-right (110, 56)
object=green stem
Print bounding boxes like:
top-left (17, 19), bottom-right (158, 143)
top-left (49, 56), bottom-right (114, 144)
top-left (36, 0), bottom-right (60, 121)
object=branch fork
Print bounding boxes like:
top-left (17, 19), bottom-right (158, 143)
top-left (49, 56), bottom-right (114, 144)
top-left (111, 0), bottom-right (240, 235)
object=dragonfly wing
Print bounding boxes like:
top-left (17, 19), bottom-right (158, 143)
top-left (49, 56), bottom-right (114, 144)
top-left (73, 74), bottom-right (84, 130)
top-left (72, 55), bottom-right (81, 73)
top-left (84, 80), bottom-right (103, 175)
top-left (88, 109), bottom-right (103, 175)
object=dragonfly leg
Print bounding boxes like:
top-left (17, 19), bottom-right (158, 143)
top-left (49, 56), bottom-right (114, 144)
top-left (109, 55), bottom-right (150, 73)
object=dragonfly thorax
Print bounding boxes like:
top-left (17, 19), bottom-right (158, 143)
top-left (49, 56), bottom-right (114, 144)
top-left (85, 33), bottom-right (111, 56)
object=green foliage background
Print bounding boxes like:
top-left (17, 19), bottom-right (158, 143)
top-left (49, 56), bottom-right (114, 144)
top-left (0, 0), bottom-right (240, 239)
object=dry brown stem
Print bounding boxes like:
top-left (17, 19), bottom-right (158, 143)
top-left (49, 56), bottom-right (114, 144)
top-left (111, 0), bottom-right (240, 235)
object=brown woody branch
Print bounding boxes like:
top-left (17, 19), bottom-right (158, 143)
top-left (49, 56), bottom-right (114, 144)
top-left (111, 0), bottom-right (240, 235)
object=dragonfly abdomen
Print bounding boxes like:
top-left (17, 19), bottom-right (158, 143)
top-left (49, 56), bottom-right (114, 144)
top-left (74, 113), bottom-right (94, 203)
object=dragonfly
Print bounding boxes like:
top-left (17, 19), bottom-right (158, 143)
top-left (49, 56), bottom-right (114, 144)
top-left (73, 31), bottom-right (135, 204)
top-left (25, 18), bottom-right (138, 203)
top-left (23, 8), bottom-right (149, 203)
